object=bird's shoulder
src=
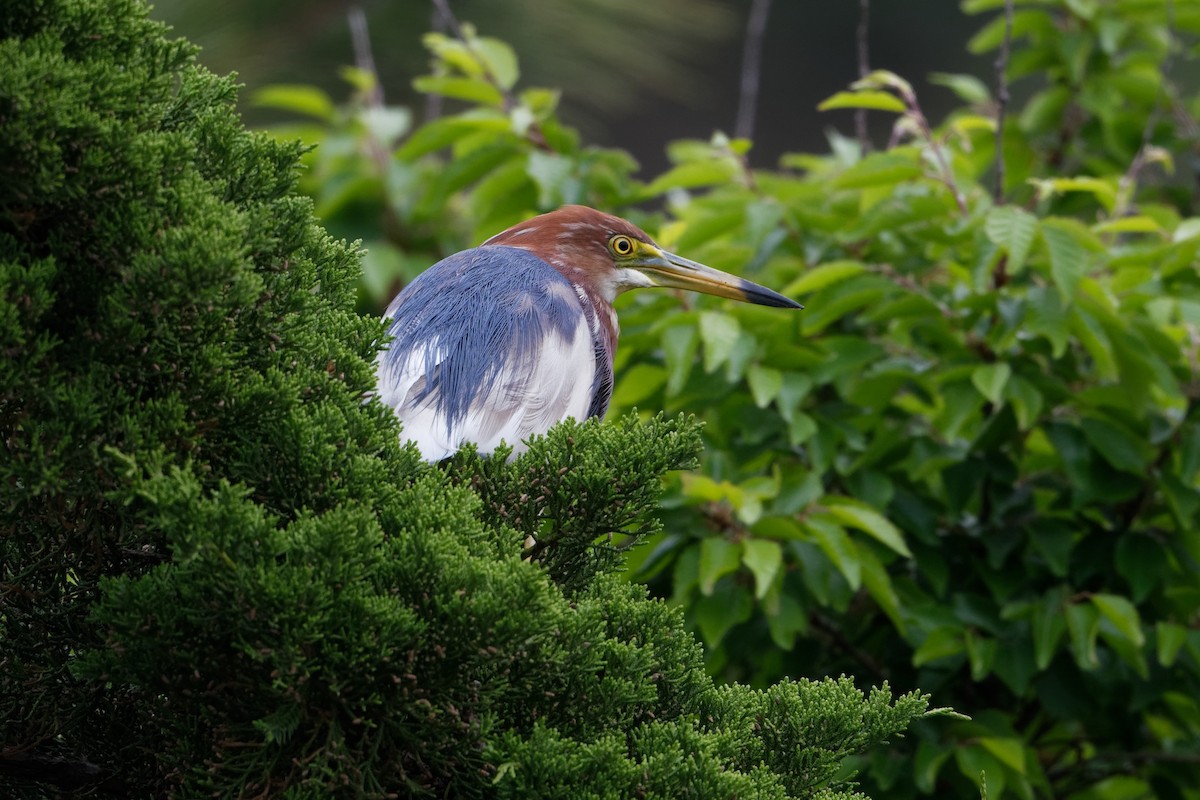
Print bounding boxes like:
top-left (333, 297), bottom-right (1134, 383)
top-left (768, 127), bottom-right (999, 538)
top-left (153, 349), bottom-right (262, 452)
top-left (385, 246), bottom-right (586, 343)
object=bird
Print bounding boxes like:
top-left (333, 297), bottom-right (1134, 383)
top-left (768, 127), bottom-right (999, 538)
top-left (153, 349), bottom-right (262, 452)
top-left (377, 205), bottom-right (802, 461)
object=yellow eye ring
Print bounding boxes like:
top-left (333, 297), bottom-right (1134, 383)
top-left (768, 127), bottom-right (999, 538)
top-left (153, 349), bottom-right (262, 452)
top-left (609, 235), bottom-right (635, 257)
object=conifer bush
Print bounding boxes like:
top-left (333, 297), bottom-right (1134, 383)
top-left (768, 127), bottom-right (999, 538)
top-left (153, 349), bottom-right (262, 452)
top-left (0, 1), bottom-right (928, 797)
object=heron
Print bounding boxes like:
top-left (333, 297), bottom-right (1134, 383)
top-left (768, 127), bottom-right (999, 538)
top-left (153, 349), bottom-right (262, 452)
top-left (378, 205), bottom-right (801, 461)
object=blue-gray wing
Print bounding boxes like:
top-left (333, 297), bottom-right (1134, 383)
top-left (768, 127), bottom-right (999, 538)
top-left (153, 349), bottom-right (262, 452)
top-left (377, 246), bottom-right (608, 460)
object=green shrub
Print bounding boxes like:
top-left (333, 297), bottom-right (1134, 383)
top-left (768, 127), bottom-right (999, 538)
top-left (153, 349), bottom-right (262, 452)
top-left (0, 1), bottom-right (928, 797)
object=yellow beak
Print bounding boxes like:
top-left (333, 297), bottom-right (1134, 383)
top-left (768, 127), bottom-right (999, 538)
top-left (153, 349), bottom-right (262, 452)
top-left (631, 246), bottom-right (803, 309)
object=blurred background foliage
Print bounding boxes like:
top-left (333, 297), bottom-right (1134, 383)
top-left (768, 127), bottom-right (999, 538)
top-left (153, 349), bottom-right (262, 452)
top-left (152, 0), bottom-right (988, 174)
top-left (160, 0), bottom-right (1200, 798)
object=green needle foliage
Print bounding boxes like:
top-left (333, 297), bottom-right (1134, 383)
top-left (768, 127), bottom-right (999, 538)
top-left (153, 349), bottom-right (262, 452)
top-left (0, 1), bottom-right (928, 797)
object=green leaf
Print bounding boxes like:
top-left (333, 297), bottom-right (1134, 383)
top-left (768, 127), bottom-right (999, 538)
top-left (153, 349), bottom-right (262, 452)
top-left (412, 76), bottom-right (504, 106)
top-left (698, 537), bottom-right (741, 596)
top-left (1093, 215), bottom-right (1164, 235)
top-left (645, 160), bottom-right (739, 195)
top-left (475, 37), bottom-right (519, 90)
top-left (1004, 375), bottom-right (1044, 430)
top-left (818, 90), bottom-right (907, 114)
top-left (852, 69), bottom-right (914, 97)
top-left (692, 582), bottom-right (753, 645)
top-left (859, 546), bottom-right (906, 634)
top-left (396, 112), bottom-right (509, 160)
top-left (979, 737), bottom-right (1026, 776)
top-left (1030, 176), bottom-right (1117, 211)
top-left (699, 312), bottom-right (741, 373)
top-left (252, 84), bottom-right (335, 120)
top-left (1067, 601), bottom-right (1101, 670)
top-left (930, 72), bottom-right (991, 104)
top-left (1032, 589), bottom-right (1068, 670)
top-left (825, 497), bottom-right (911, 558)
top-left (1090, 593), bottom-right (1144, 647)
top-left (971, 363), bottom-right (1012, 405)
top-left (766, 592), bottom-right (808, 650)
top-left (661, 325), bottom-right (698, 395)
top-left (785, 260), bottom-right (866, 296)
top-left (1080, 416), bottom-right (1149, 474)
top-left (832, 152), bottom-right (922, 190)
top-left (985, 206), bottom-right (1038, 274)
top-left (915, 739), bottom-right (953, 793)
top-left (913, 626), bottom-right (965, 666)
top-left (746, 364), bottom-right (783, 408)
top-left (1041, 223), bottom-right (1088, 304)
top-left (803, 513), bottom-right (862, 590)
top-left (956, 745), bottom-right (1006, 800)
top-left (610, 364), bottom-right (666, 409)
top-left (1156, 622), bottom-right (1188, 667)
top-left (741, 539), bottom-right (783, 600)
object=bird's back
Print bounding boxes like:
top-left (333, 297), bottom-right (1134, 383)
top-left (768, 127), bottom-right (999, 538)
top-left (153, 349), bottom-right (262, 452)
top-left (378, 246), bottom-right (611, 460)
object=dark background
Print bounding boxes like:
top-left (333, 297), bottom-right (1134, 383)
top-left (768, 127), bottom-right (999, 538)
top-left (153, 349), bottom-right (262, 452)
top-left (152, 0), bottom-right (992, 175)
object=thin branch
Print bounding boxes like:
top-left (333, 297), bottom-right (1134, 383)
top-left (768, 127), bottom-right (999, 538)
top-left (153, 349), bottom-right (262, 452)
top-left (735, 0), bottom-right (773, 141)
top-left (855, 0), bottom-right (871, 152)
top-left (348, 6), bottom-right (382, 107)
top-left (993, 0), bottom-right (1014, 203)
top-left (893, 87), bottom-right (969, 215)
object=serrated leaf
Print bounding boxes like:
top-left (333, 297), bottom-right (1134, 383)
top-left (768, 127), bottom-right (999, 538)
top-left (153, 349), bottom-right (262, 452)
top-left (825, 497), bottom-right (912, 558)
top-left (985, 205), bottom-right (1037, 274)
top-left (1042, 224), bottom-right (1087, 304)
top-left (1091, 593), bottom-right (1145, 647)
top-left (741, 539), bottom-right (782, 600)
top-left (818, 90), bottom-right (907, 114)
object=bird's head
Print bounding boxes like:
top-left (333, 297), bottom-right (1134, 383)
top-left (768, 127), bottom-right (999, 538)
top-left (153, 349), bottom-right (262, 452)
top-left (484, 205), bottom-right (802, 309)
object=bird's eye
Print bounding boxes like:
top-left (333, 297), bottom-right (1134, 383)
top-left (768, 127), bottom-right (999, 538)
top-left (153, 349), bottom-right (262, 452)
top-left (609, 235), bottom-right (635, 256)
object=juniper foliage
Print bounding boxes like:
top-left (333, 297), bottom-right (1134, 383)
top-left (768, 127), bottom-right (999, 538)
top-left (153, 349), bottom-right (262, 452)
top-left (0, 1), bottom-right (927, 797)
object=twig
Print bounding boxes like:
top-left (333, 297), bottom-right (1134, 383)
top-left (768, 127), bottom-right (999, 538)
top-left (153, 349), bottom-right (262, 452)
top-left (893, 87), bottom-right (969, 215)
top-left (735, 0), bottom-right (773, 141)
top-left (855, 0), bottom-right (871, 153)
top-left (348, 6), bottom-right (382, 107)
top-left (993, 0), bottom-right (1013, 203)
